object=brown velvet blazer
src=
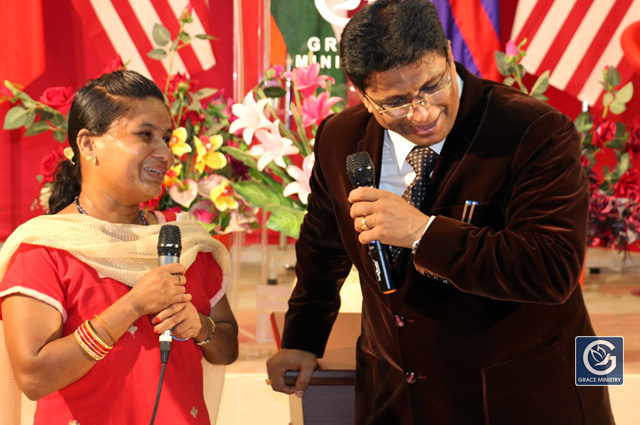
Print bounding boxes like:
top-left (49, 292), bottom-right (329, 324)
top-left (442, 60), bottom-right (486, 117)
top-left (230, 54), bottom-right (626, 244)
top-left (281, 64), bottom-right (615, 425)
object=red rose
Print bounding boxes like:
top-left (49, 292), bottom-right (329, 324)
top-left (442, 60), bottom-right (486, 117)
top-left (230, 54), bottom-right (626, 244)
top-left (40, 146), bottom-right (67, 183)
top-left (626, 119), bottom-right (640, 160)
top-left (101, 56), bottom-right (125, 75)
top-left (613, 169), bottom-right (640, 203)
top-left (590, 190), bottom-right (614, 220)
top-left (591, 120), bottom-right (616, 149)
top-left (39, 86), bottom-right (74, 115)
top-left (166, 73), bottom-right (196, 102)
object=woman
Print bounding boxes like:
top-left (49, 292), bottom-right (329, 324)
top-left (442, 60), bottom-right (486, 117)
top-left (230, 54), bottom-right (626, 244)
top-left (0, 70), bottom-right (238, 424)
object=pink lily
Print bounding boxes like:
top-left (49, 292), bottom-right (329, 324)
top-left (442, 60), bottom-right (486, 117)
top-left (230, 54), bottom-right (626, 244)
top-left (250, 120), bottom-right (299, 171)
top-left (283, 153), bottom-right (315, 204)
top-left (301, 92), bottom-right (342, 127)
top-left (229, 92), bottom-right (272, 144)
top-left (284, 63), bottom-right (335, 97)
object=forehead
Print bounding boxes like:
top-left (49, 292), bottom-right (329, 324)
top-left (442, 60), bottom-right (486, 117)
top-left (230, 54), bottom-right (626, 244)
top-left (364, 52), bottom-right (448, 94)
top-left (110, 97), bottom-right (171, 132)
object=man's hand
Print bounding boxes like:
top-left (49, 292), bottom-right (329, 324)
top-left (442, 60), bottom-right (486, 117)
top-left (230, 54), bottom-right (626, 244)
top-left (349, 186), bottom-right (429, 248)
top-left (266, 348), bottom-right (318, 398)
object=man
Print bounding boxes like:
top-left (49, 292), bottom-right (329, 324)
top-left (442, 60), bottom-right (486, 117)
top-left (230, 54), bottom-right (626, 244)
top-left (266, 1), bottom-right (615, 424)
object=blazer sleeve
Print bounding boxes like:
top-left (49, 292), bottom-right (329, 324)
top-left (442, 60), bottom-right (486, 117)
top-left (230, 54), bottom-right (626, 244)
top-left (280, 114), bottom-right (354, 357)
top-left (414, 110), bottom-right (589, 305)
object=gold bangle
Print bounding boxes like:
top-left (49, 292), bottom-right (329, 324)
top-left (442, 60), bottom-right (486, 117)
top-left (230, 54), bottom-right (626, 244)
top-left (94, 314), bottom-right (118, 343)
top-left (84, 320), bottom-right (113, 350)
top-left (74, 328), bottom-right (103, 361)
top-left (195, 316), bottom-right (216, 346)
top-left (78, 325), bottom-right (109, 357)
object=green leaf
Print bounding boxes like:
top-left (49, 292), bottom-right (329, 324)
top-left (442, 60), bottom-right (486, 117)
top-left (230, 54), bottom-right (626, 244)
top-left (608, 99), bottom-right (626, 115)
top-left (266, 207), bottom-right (306, 239)
top-left (494, 51), bottom-right (511, 77)
top-left (49, 113), bottom-right (66, 127)
top-left (152, 23), bottom-right (171, 46)
top-left (503, 76), bottom-right (515, 86)
top-left (605, 137), bottom-right (625, 149)
top-left (179, 32), bottom-right (191, 44)
top-left (605, 66), bottom-right (621, 87)
top-left (24, 120), bottom-right (52, 136)
top-left (148, 48), bottom-right (167, 60)
top-left (574, 111), bottom-right (593, 133)
top-left (53, 129), bottom-right (67, 142)
top-left (233, 180), bottom-right (287, 210)
top-left (602, 92), bottom-right (614, 109)
top-left (195, 34), bottom-right (215, 40)
top-left (614, 81), bottom-right (633, 104)
top-left (221, 146), bottom-right (259, 170)
top-left (263, 86), bottom-right (287, 98)
top-left (193, 88), bottom-right (218, 100)
top-left (530, 70), bottom-right (550, 98)
top-left (4, 106), bottom-right (30, 129)
top-left (533, 94), bottom-right (549, 102)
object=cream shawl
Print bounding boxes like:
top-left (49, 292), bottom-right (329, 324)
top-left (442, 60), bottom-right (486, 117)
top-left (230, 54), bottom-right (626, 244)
top-left (0, 213), bottom-right (231, 289)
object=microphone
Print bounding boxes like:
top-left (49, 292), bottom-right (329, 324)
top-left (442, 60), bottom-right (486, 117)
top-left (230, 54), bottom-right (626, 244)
top-left (346, 152), bottom-right (396, 294)
top-left (157, 224), bottom-right (182, 363)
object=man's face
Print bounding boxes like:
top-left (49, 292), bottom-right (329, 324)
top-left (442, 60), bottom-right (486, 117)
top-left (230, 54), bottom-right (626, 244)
top-left (359, 49), bottom-right (460, 147)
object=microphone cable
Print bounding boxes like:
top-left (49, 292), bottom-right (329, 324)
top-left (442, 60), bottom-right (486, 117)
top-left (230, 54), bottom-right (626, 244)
top-left (149, 331), bottom-right (172, 425)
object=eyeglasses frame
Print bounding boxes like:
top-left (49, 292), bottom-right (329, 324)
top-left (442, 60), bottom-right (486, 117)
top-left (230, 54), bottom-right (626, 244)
top-left (364, 63), bottom-right (452, 119)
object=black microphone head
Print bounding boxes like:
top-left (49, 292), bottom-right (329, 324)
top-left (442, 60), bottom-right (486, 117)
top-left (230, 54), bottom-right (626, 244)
top-left (346, 152), bottom-right (375, 188)
top-left (158, 225), bottom-right (182, 257)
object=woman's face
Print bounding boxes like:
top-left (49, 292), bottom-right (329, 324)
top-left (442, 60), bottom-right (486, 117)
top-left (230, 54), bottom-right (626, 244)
top-left (89, 97), bottom-right (173, 206)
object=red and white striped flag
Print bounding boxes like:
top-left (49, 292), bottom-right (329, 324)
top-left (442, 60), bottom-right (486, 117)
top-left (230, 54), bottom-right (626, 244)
top-left (511, 0), bottom-right (640, 106)
top-left (69, 0), bottom-right (216, 83)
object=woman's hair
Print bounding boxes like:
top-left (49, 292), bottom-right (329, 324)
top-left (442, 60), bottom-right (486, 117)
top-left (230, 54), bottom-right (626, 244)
top-left (48, 70), bottom-right (165, 214)
top-left (339, 0), bottom-right (449, 92)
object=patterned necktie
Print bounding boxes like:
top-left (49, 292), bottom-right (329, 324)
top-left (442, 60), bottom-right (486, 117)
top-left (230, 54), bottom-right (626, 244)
top-left (389, 146), bottom-right (439, 261)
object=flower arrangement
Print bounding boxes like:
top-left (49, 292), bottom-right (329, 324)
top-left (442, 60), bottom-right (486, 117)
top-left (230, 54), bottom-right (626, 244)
top-left (496, 40), bottom-right (639, 253)
top-left (2, 6), bottom-right (344, 238)
top-left (222, 62), bottom-right (344, 238)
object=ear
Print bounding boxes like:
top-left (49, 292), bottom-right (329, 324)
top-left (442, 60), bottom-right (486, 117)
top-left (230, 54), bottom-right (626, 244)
top-left (446, 40), bottom-right (455, 65)
top-left (76, 129), bottom-right (96, 160)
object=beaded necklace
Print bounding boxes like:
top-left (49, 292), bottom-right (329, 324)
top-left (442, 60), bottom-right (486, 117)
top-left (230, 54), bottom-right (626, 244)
top-left (74, 196), bottom-right (149, 226)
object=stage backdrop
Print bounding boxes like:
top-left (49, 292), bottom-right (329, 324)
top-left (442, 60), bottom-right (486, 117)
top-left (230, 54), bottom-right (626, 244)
top-left (1, 0), bottom-right (639, 241)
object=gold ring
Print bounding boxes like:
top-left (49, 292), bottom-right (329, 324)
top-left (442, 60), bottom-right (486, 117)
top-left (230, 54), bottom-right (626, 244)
top-left (360, 217), bottom-right (371, 231)
top-left (265, 378), bottom-right (272, 385)
top-left (176, 275), bottom-right (182, 285)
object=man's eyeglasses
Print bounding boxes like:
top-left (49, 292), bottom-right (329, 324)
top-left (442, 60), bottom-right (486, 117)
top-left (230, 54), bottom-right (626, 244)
top-left (364, 65), bottom-right (452, 119)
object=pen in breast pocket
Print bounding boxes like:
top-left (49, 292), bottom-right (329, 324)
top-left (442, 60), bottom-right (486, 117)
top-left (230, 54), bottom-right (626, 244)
top-left (461, 200), bottom-right (478, 223)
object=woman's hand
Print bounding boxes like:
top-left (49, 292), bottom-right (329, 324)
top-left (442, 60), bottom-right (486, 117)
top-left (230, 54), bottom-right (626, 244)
top-left (125, 263), bottom-right (191, 318)
top-left (152, 301), bottom-right (203, 340)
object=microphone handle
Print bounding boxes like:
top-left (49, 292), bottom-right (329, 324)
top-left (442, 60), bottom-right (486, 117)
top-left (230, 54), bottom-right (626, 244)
top-left (158, 254), bottom-right (180, 348)
top-left (368, 241), bottom-right (396, 294)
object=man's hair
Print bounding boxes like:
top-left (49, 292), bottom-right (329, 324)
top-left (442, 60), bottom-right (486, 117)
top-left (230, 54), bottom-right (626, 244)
top-left (339, 0), bottom-right (449, 91)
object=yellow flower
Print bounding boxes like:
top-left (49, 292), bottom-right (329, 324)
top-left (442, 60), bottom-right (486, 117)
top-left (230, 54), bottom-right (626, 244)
top-left (169, 127), bottom-right (192, 157)
top-left (163, 163), bottom-right (182, 187)
top-left (204, 135), bottom-right (227, 170)
top-left (194, 134), bottom-right (227, 173)
top-left (210, 181), bottom-right (238, 211)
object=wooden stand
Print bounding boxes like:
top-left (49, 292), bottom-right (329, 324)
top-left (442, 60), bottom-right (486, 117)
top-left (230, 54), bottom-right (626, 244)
top-left (271, 312), bottom-right (360, 425)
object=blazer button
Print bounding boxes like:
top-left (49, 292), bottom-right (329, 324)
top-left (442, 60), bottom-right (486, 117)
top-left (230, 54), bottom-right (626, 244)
top-left (394, 314), bottom-right (407, 328)
top-left (404, 371), bottom-right (418, 384)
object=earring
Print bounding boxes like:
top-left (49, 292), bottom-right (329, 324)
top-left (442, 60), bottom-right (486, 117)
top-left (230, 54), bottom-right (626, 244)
top-left (86, 155), bottom-right (97, 164)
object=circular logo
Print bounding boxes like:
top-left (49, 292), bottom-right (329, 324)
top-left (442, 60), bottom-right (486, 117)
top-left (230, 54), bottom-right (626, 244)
top-left (315, 0), bottom-right (363, 27)
top-left (583, 339), bottom-right (617, 375)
